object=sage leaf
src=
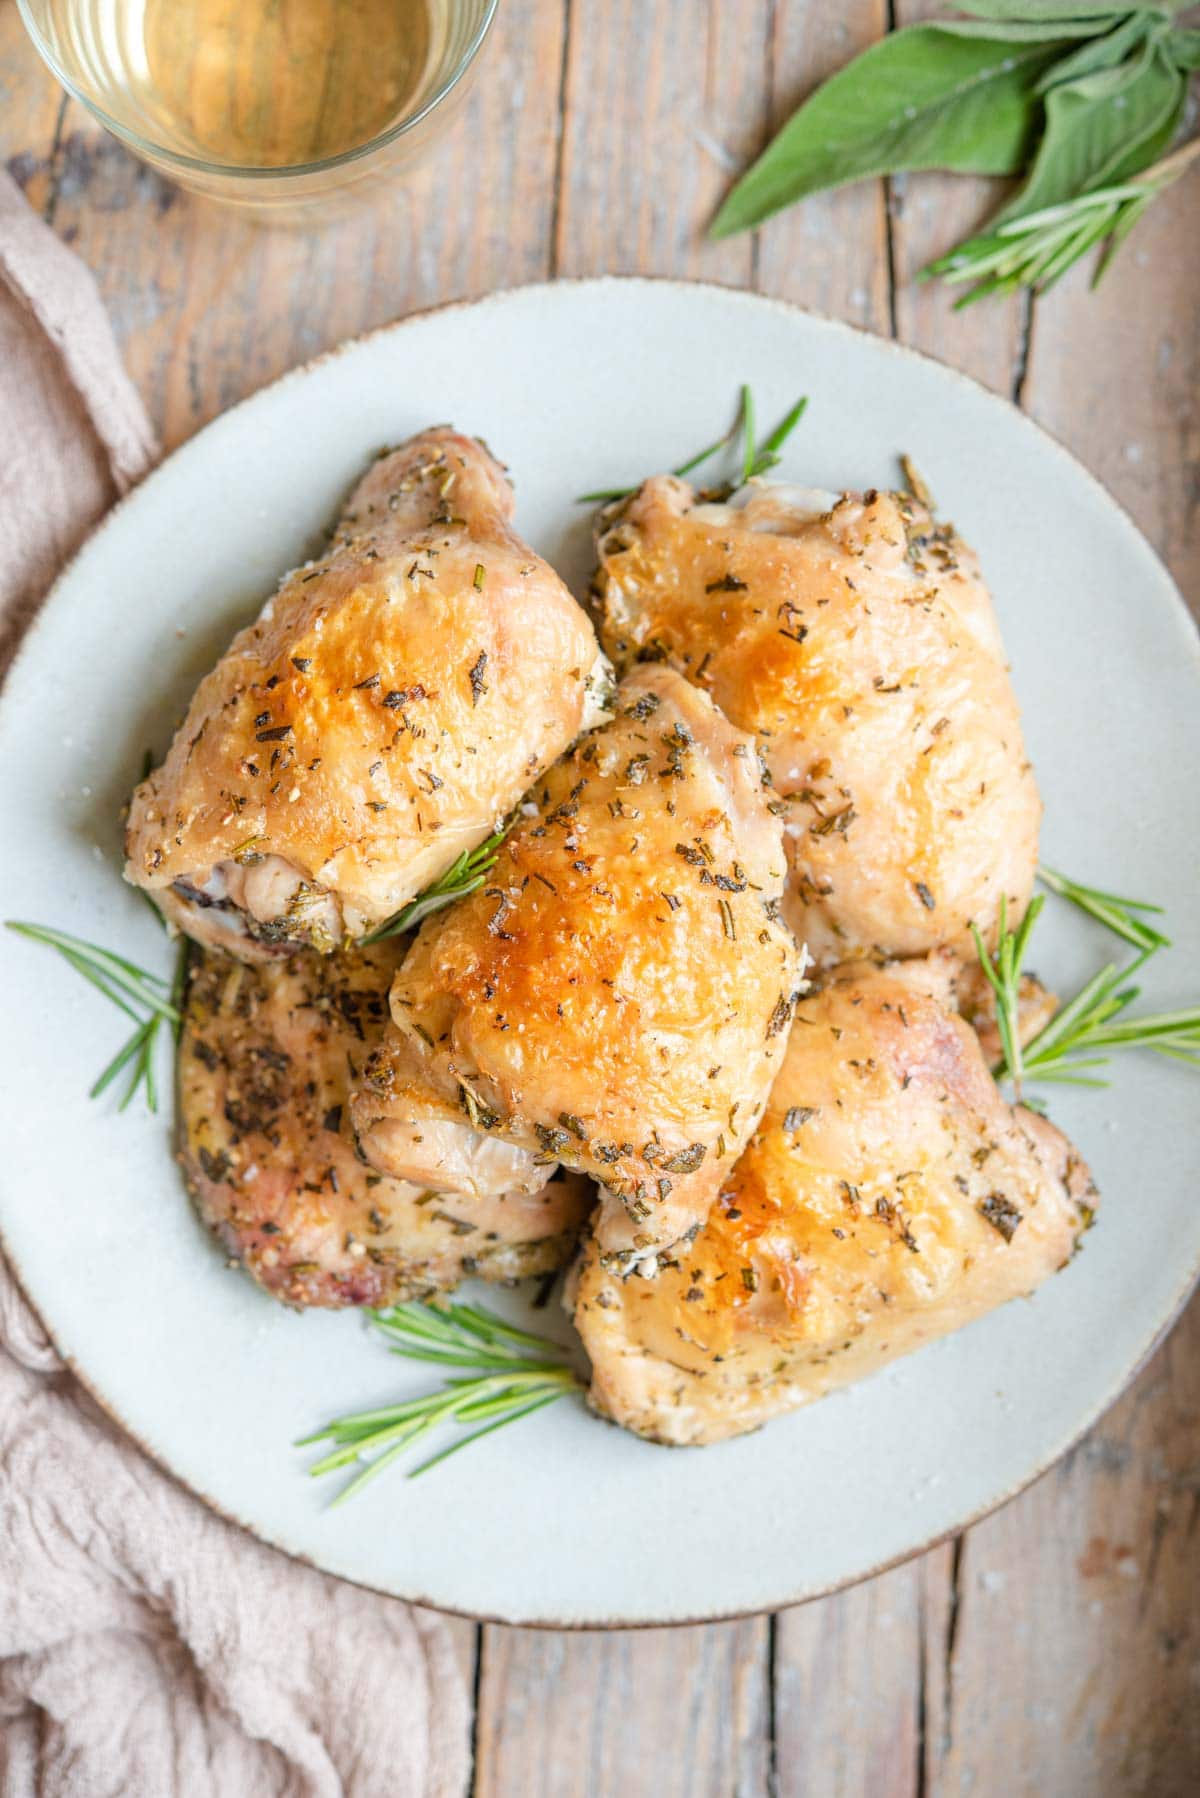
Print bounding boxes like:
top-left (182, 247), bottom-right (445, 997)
top-left (1036, 11), bottom-right (1164, 89)
top-left (1168, 27), bottom-right (1200, 70)
top-left (998, 40), bottom-right (1185, 221)
top-left (711, 24), bottom-right (1091, 237)
top-left (958, 1), bottom-right (1173, 20)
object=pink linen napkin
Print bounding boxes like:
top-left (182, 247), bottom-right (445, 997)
top-left (0, 167), bottom-right (470, 1798)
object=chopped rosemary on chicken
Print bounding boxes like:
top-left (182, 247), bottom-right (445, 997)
top-left (1037, 865), bottom-right (1170, 956)
top-left (362, 819), bottom-right (515, 942)
top-left (5, 920), bottom-right (188, 1113)
top-left (299, 1300), bottom-right (583, 1501)
top-left (575, 386), bottom-right (809, 504)
top-left (975, 898), bottom-right (1199, 1096)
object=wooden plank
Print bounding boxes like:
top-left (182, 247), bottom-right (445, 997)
top-left (473, 1619), bottom-right (771, 1798)
top-left (1022, 178), bottom-right (1200, 603)
top-left (914, 135), bottom-right (1200, 1798)
top-left (553, 0), bottom-right (768, 283)
top-left (914, 1300), bottom-right (1200, 1796)
top-left (889, 0), bottom-right (1028, 399)
top-left (754, 1), bottom-right (891, 329)
top-left (759, 14), bottom-right (1012, 1791)
top-left (24, 0), bottom-right (567, 448)
top-left (471, 17), bottom-right (781, 1784)
top-left (0, 8), bottom-right (65, 216)
top-left (774, 1554), bottom-right (932, 1798)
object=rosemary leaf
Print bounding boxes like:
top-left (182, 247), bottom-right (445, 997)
top-left (363, 821), bottom-right (515, 943)
top-left (979, 899), bottom-right (1200, 1091)
top-left (576, 387), bottom-right (809, 507)
top-left (300, 1299), bottom-right (584, 1500)
top-left (1038, 864), bottom-right (1170, 953)
top-left (6, 919), bottom-right (184, 1116)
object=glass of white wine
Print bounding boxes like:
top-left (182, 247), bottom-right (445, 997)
top-left (18, 0), bottom-right (498, 219)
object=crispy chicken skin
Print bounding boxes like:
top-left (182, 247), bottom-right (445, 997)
top-left (127, 428), bottom-right (611, 962)
top-left (570, 955), bottom-right (1095, 1444)
top-left (593, 478), bottom-right (1041, 966)
top-left (351, 665), bottom-right (803, 1269)
top-left (179, 941), bottom-right (591, 1307)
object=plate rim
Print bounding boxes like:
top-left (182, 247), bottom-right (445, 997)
top-left (2, 275), bottom-right (1198, 1628)
top-left (3, 1232), bottom-right (1195, 1630)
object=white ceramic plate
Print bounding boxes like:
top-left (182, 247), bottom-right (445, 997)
top-left (1, 279), bottom-right (1197, 1627)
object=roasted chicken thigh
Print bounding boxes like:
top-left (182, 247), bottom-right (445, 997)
top-left (593, 478), bottom-right (1040, 965)
top-left (180, 941), bottom-right (590, 1307)
top-left (571, 954), bottom-right (1095, 1444)
top-left (127, 428), bottom-right (611, 961)
top-left (351, 665), bottom-right (803, 1269)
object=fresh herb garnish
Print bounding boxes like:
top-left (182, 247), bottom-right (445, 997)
top-left (971, 894), bottom-right (1044, 1096)
top-left (5, 920), bottom-right (188, 1113)
top-left (926, 139), bottom-right (1200, 304)
top-left (1018, 958), bottom-right (1200, 1087)
top-left (973, 884), bottom-right (1199, 1095)
top-left (576, 386), bottom-right (808, 505)
top-left (362, 818), bottom-right (516, 942)
top-left (711, 6), bottom-right (1200, 299)
top-left (298, 1299), bottom-right (582, 1502)
top-left (1037, 864), bottom-right (1170, 954)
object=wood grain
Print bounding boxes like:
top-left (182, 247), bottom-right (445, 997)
top-left (7, 0), bottom-right (568, 446)
top-left (2, 3), bottom-right (1198, 1791)
top-left (474, 1620), bottom-right (771, 1798)
top-left (755, 1), bottom-right (890, 328)
top-left (553, 0), bottom-right (768, 283)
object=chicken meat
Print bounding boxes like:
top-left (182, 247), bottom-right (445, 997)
top-left (180, 940), bottom-right (591, 1307)
top-left (351, 665), bottom-right (803, 1269)
top-left (570, 953), bottom-right (1095, 1444)
top-left (593, 477), bottom-right (1040, 966)
top-left (127, 428), bottom-right (612, 961)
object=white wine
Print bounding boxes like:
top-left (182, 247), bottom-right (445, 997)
top-left (31, 0), bottom-right (452, 169)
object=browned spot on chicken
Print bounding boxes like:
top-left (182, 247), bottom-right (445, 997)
top-left (127, 427), bottom-right (611, 961)
top-left (352, 665), bottom-right (802, 1269)
top-left (570, 955), bottom-right (1095, 1445)
top-left (594, 478), bottom-right (1040, 966)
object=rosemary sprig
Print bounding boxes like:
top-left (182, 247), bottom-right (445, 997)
top-left (971, 894), bottom-right (1044, 1097)
top-left (299, 1300), bottom-right (583, 1502)
top-left (1019, 955), bottom-right (1200, 1087)
top-left (712, 9), bottom-right (1200, 303)
top-left (924, 139), bottom-right (1200, 306)
top-left (1038, 864), bottom-right (1170, 955)
top-left (975, 900), bottom-right (1200, 1094)
top-left (362, 820), bottom-right (515, 943)
top-left (576, 387), bottom-right (809, 505)
top-left (5, 920), bottom-right (187, 1113)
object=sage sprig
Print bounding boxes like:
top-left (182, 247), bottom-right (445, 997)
top-left (299, 1300), bottom-right (583, 1502)
top-left (712, 5), bottom-right (1199, 298)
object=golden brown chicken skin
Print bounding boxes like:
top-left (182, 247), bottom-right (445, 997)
top-left (593, 478), bottom-right (1041, 966)
top-left (570, 955), bottom-right (1095, 1444)
top-left (179, 941), bottom-right (591, 1308)
top-left (351, 665), bottom-right (803, 1270)
top-left (127, 428), bottom-right (611, 962)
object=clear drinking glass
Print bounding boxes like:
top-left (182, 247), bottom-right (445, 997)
top-left (17, 0), bottom-right (498, 220)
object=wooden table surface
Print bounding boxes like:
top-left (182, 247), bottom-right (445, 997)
top-left (3, 3), bottom-right (1198, 1792)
